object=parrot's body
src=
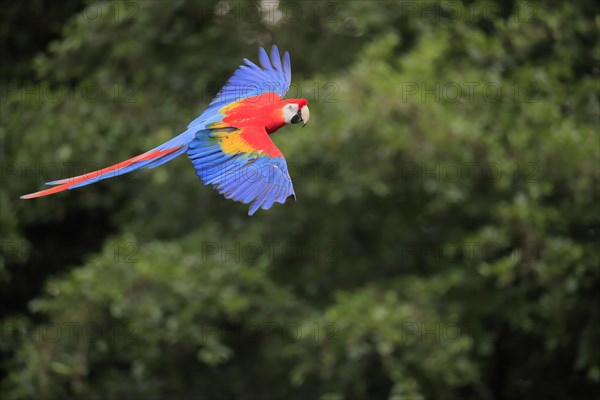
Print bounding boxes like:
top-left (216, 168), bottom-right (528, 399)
top-left (21, 46), bottom-right (310, 215)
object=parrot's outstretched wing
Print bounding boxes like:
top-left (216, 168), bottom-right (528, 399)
top-left (20, 45), bottom-right (292, 202)
top-left (187, 45), bottom-right (292, 129)
top-left (188, 125), bottom-right (295, 216)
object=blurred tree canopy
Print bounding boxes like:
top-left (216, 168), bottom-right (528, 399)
top-left (1, 0), bottom-right (599, 399)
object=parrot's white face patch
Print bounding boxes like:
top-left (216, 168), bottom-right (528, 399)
top-left (283, 104), bottom-right (300, 124)
top-left (283, 104), bottom-right (310, 126)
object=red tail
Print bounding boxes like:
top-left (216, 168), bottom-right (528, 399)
top-left (20, 147), bottom-right (182, 199)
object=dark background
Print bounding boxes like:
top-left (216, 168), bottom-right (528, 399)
top-left (1, 0), bottom-right (599, 399)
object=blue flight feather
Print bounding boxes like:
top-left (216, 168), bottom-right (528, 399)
top-left (188, 129), bottom-right (295, 215)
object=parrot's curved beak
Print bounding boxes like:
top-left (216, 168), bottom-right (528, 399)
top-left (300, 105), bottom-right (310, 127)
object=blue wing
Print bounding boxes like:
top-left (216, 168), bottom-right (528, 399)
top-left (187, 45), bottom-right (292, 130)
top-left (188, 127), bottom-right (295, 216)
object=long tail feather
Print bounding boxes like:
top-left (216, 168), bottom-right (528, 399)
top-left (20, 146), bottom-right (184, 199)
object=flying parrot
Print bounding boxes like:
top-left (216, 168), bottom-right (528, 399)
top-left (20, 45), bottom-right (310, 215)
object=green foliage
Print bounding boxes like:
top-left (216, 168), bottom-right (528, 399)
top-left (1, 1), bottom-right (599, 399)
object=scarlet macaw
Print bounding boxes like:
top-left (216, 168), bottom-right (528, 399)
top-left (21, 46), bottom-right (310, 215)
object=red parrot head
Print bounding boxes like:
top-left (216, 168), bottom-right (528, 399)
top-left (281, 99), bottom-right (310, 127)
